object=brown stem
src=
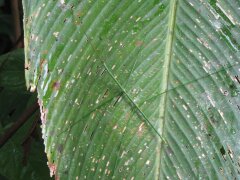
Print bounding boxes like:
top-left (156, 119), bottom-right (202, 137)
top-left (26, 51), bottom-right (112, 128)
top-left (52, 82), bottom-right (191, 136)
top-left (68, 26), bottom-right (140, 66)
top-left (21, 113), bottom-right (40, 166)
top-left (11, 0), bottom-right (23, 48)
top-left (22, 113), bottom-right (39, 145)
top-left (11, 32), bottom-right (23, 50)
top-left (0, 102), bottom-right (39, 148)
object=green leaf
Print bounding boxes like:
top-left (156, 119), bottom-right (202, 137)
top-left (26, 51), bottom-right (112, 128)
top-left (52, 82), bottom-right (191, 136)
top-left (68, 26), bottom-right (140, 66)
top-left (0, 49), bottom-right (31, 126)
top-left (23, 0), bottom-right (240, 179)
top-left (0, 49), bottom-right (51, 179)
top-left (0, 110), bottom-right (50, 180)
top-left (0, 49), bottom-right (27, 92)
top-left (0, 110), bottom-right (52, 180)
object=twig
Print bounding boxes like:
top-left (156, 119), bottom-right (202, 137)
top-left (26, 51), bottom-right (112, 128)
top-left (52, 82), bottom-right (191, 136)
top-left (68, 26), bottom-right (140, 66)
top-left (11, 0), bottom-right (23, 48)
top-left (22, 112), bottom-right (40, 145)
top-left (0, 102), bottom-right (39, 148)
top-left (22, 112), bottom-right (40, 165)
top-left (11, 32), bottom-right (23, 50)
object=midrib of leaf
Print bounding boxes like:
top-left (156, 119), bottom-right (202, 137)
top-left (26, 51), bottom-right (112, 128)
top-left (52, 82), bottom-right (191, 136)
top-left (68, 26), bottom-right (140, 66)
top-left (157, 0), bottom-right (178, 178)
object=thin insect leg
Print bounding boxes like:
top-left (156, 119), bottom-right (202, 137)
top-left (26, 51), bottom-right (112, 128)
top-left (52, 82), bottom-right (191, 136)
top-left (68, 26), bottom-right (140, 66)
top-left (145, 62), bottom-right (240, 103)
top-left (113, 92), bottom-right (124, 106)
top-left (235, 75), bottom-right (240, 84)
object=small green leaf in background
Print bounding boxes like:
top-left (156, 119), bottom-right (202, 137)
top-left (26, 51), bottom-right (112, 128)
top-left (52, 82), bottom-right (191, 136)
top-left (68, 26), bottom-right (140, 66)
top-left (23, 0), bottom-right (240, 179)
top-left (0, 49), bottom-right (26, 91)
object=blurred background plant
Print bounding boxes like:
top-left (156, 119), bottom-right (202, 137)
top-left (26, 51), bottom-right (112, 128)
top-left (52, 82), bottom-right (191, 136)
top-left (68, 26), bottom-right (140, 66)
top-left (0, 0), bottom-right (51, 179)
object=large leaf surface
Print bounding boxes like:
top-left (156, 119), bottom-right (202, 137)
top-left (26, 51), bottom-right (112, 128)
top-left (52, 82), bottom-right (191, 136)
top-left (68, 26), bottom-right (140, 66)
top-left (23, 0), bottom-right (240, 179)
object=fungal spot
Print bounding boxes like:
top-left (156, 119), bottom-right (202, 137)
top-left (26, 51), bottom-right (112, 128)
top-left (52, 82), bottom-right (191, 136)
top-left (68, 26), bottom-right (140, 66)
top-left (220, 146), bottom-right (226, 160)
top-left (135, 41), bottom-right (144, 47)
top-left (52, 81), bottom-right (60, 90)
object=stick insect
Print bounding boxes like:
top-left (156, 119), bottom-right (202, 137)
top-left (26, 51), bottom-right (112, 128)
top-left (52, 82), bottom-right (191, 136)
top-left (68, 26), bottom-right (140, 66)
top-left (82, 30), bottom-right (166, 143)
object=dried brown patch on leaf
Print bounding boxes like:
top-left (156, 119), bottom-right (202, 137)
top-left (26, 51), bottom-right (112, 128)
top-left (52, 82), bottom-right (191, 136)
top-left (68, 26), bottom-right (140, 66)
top-left (137, 122), bottom-right (146, 137)
top-left (38, 99), bottom-right (48, 125)
top-left (47, 162), bottom-right (57, 177)
top-left (52, 81), bottom-right (60, 91)
top-left (25, 62), bottom-right (30, 70)
top-left (40, 59), bottom-right (47, 69)
top-left (135, 40), bottom-right (144, 47)
top-left (42, 50), bottom-right (48, 55)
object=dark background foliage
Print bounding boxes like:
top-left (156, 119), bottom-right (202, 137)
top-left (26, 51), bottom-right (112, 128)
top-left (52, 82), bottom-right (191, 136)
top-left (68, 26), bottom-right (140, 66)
top-left (0, 0), bottom-right (51, 179)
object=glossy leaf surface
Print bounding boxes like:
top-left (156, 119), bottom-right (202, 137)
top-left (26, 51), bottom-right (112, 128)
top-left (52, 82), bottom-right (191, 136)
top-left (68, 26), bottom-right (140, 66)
top-left (23, 0), bottom-right (240, 179)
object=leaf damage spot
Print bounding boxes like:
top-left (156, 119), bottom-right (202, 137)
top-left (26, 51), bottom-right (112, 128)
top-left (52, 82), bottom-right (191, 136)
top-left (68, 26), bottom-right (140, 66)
top-left (40, 59), bottom-right (47, 69)
top-left (52, 81), bottom-right (60, 90)
top-left (137, 122), bottom-right (145, 137)
top-left (47, 162), bottom-right (57, 177)
top-left (135, 41), bottom-right (144, 47)
top-left (38, 99), bottom-right (48, 125)
top-left (220, 146), bottom-right (226, 160)
top-left (25, 62), bottom-right (30, 70)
